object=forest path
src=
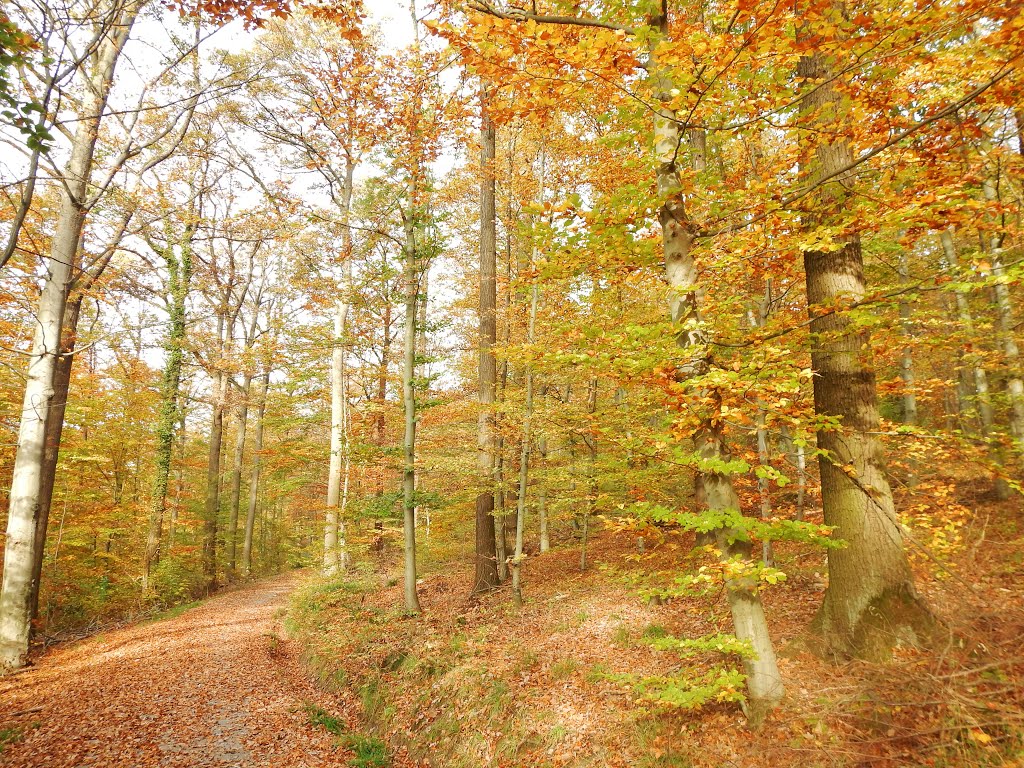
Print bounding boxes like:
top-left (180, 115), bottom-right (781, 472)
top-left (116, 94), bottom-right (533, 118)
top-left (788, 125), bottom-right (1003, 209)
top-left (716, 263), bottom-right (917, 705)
top-left (0, 572), bottom-right (348, 767)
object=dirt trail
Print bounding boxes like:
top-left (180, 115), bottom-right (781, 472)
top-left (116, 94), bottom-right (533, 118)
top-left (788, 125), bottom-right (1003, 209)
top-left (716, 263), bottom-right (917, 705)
top-left (0, 573), bottom-right (350, 767)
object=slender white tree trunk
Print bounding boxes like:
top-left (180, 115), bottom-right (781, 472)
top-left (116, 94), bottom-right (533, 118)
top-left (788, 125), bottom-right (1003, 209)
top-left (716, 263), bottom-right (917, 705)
top-left (0, 4), bottom-right (137, 671)
top-left (324, 299), bottom-right (346, 576)
top-left (512, 277), bottom-right (539, 607)
top-left (324, 158), bottom-right (355, 576)
top-left (537, 431), bottom-right (549, 553)
top-left (651, 12), bottom-right (783, 720)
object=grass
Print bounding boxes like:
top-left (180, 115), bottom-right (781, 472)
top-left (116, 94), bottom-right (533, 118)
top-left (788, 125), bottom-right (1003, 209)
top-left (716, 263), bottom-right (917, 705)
top-left (0, 727), bottom-right (23, 753)
top-left (304, 702), bottom-right (389, 767)
top-left (304, 702), bottom-right (345, 735)
top-left (342, 733), bottom-right (388, 768)
top-left (549, 658), bottom-right (579, 681)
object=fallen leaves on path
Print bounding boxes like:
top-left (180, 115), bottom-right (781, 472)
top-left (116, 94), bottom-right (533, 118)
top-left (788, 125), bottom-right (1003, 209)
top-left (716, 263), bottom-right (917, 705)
top-left (0, 573), bottom-right (357, 767)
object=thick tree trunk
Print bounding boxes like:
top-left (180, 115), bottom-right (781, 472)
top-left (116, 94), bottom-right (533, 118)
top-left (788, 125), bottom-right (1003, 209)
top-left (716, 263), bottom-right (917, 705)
top-left (0, 6), bottom-right (136, 671)
top-left (28, 297), bottom-right (83, 622)
top-left (580, 378), bottom-right (598, 572)
top-left (243, 371), bottom-right (269, 576)
top-left (474, 86), bottom-right (499, 593)
top-left (798, 51), bottom-right (929, 659)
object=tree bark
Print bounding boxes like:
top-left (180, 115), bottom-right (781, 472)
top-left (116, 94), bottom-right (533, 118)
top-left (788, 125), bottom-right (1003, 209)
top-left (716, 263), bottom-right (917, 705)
top-left (243, 370), bottom-right (270, 576)
top-left (798, 49), bottom-right (929, 658)
top-left (203, 317), bottom-right (228, 593)
top-left (0, 4), bottom-right (136, 671)
top-left (982, 174), bottom-right (1024, 469)
top-left (401, 210), bottom-right (421, 614)
top-left (474, 84), bottom-right (500, 593)
top-left (651, 5), bottom-right (783, 720)
top-left (28, 297), bottom-right (83, 622)
top-left (144, 234), bottom-right (193, 590)
top-left (226, 374), bottom-right (252, 578)
top-left (325, 157), bottom-right (355, 576)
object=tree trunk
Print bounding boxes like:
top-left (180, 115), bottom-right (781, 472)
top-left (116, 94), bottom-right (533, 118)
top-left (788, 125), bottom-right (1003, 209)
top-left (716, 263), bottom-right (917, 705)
top-left (651, 6), bottom-right (783, 720)
top-left (982, 175), bottom-right (1024, 469)
top-left (29, 296), bottom-right (83, 623)
top-left (939, 229), bottom-right (1007, 495)
top-left (414, 265), bottom-right (429, 532)
top-left (895, 238), bottom-right (919, 487)
top-left (474, 85), bottom-right (499, 593)
top-left (798, 50), bottom-right (930, 659)
top-left (401, 212), bottom-right (421, 614)
top-left (325, 157), bottom-right (355, 576)
top-left (144, 237), bottom-right (192, 591)
top-left (203, 318), bottom-right (228, 593)
top-left (0, 6), bottom-right (136, 671)
top-left (226, 374), bottom-right (251, 579)
top-left (537, 429), bottom-right (549, 553)
top-left (324, 299), bottom-right (346, 576)
top-left (512, 274), bottom-right (539, 607)
top-left (243, 370), bottom-right (269, 576)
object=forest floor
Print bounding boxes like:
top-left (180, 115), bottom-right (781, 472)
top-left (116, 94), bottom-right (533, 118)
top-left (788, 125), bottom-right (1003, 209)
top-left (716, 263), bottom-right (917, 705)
top-left (0, 572), bottom-right (377, 767)
top-left (287, 496), bottom-right (1024, 768)
top-left (0, 495), bottom-right (1022, 768)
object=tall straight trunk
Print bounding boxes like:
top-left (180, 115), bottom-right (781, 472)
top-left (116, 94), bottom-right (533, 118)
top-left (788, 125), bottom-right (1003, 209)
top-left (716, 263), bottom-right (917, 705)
top-left (537, 426), bottom-right (549, 553)
top-left (414, 266), bottom-right (429, 532)
top-left (226, 374), bottom-right (251, 578)
top-left (0, 5), bottom-right (137, 671)
top-left (650, 5), bottom-right (782, 721)
top-left (29, 296), bottom-right (83, 622)
top-left (144, 237), bottom-right (193, 591)
top-left (324, 299), bottom-right (346, 575)
top-left (168, 414), bottom-right (187, 550)
top-left (580, 378), bottom-right (598, 572)
top-left (512, 267), bottom-right (540, 607)
top-left (494, 439), bottom-right (508, 582)
top-left (243, 371), bottom-right (269, 576)
top-left (940, 231), bottom-right (997, 431)
top-left (982, 175), bottom-right (1024, 466)
top-left (376, 299), bottom-right (392, 496)
top-left (474, 85), bottom-right (499, 593)
top-left (748, 291), bottom-right (775, 563)
top-left (896, 238), bottom-right (919, 487)
top-left (203, 317), bottom-right (228, 593)
top-left (401, 213), bottom-right (421, 614)
top-left (325, 157), bottom-right (355, 576)
top-left (896, 243), bottom-right (918, 428)
top-left (798, 49), bottom-right (928, 658)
